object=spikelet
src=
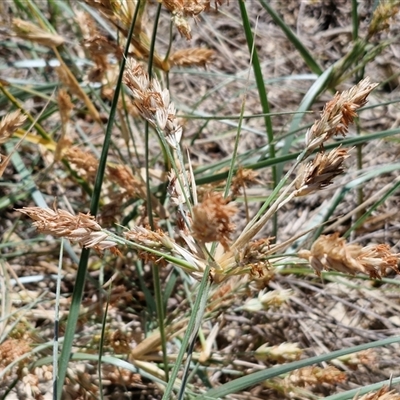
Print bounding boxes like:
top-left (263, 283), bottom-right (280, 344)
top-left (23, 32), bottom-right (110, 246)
top-left (12, 18), bottom-right (64, 47)
top-left (305, 78), bottom-right (378, 151)
top-left (0, 110), bottom-right (27, 144)
top-left (64, 147), bottom-right (98, 179)
top-left (294, 147), bottom-right (351, 196)
top-left (243, 289), bottom-right (292, 312)
top-left (163, 0), bottom-right (207, 40)
top-left (169, 48), bottom-right (215, 68)
top-left (255, 342), bottom-right (302, 363)
top-left (18, 207), bottom-right (118, 253)
top-left (298, 233), bottom-right (399, 279)
top-left (369, 1), bottom-right (400, 36)
top-left (191, 192), bottom-right (237, 251)
top-left (355, 387), bottom-right (400, 400)
top-left (285, 366), bottom-right (346, 387)
top-left (123, 58), bottom-right (182, 148)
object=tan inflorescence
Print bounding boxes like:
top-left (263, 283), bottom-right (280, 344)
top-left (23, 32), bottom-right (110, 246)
top-left (18, 207), bottom-right (118, 253)
top-left (0, 110), bottom-right (27, 145)
top-left (298, 233), bottom-right (399, 279)
top-left (305, 77), bottom-right (378, 152)
top-left (191, 192), bottom-right (237, 251)
top-left (294, 146), bottom-right (351, 196)
top-left (123, 58), bottom-right (182, 148)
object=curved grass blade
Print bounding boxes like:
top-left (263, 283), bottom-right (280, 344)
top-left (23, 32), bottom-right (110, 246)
top-left (258, 0), bottom-right (323, 76)
top-left (55, 4), bottom-right (141, 398)
top-left (325, 376), bottom-right (400, 400)
top-left (162, 270), bottom-right (212, 399)
top-left (343, 176), bottom-right (400, 238)
top-left (239, 0), bottom-right (277, 235)
top-left (200, 335), bottom-right (400, 399)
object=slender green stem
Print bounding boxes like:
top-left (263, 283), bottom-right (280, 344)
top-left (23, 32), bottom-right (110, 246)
top-left (146, 2), bottom-right (169, 383)
top-left (258, 0), bottom-right (323, 75)
top-left (162, 270), bottom-right (212, 400)
top-left (201, 335), bottom-right (400, 399)
top-left (239, 0), bottom-right (278, 237)
top-left (56, 4), bottom-right (140, 398)
top-left (351, 0), bottom-right (359, 40)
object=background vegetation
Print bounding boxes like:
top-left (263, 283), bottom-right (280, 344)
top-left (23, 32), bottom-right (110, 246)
top-left (1, 1), bottom-right (400, 399)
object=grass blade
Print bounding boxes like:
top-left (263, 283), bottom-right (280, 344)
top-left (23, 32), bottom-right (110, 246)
top-left (201, 336), bottom-right (400, 399)
top-left (55, 5), bottom-right (140, 397)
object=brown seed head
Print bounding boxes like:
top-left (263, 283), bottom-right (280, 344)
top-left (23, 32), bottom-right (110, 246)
top-left (107, 164), bottom-right (143, 198)
top-left (123, 58), bottom-right (182, 148)
top-left (102, 363), bottom-right (141, 386)
top-left (305, 78), bottom-right (378, 151)
top-left (191, 192), bottom-right (237, 251)
top-left (295, 147), bottom-right (351, 196)
top-left (255, 342), bottom-right (302, 363)
top-left (64, 147), bottom-right (98, 179)
top-left (298, 233), bottom-right (399, 279)
top-left (12, 18), bottom-right (65, 47)
top-left (285, 366), bottom-right (346, 388)
top-left (0, 110), bottom-right (27, 145)
top-left (58, 89), bottom-right (73, 125)
top-left (356, 387), bottom-right (400, 400)
top-left (231, 167), bottom-right (259, 197)
top-left (369, 2), bottom-right (400, 36)
top-left (0, 338), bottom-right (31, 370)
top-left (169, 48), bottom-right (215, 68)
top-left (163, 0), bottom-right (209, 40)
top-left (18, 207), bottom-right (117, 252)
top-left (168, 170), bottom-right (191, 205)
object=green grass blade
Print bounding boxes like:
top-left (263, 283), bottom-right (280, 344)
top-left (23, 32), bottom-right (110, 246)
top-left (325, 376), bottom-right (400, 400)
top-left (258, 0), bottom-right (323, 76)
top-left (344, 177), bottom-right (400, 238)
top-left (351, 0), bottom-right (359, 40)
top-left (145, 2), bottom-right (170, 382)
top-left (162, 271), bottom-right (212, 399)
top-left (239, 0), bottom-right (277, 235)
top-left (201, 335), bottom-right (400, 399)
top-left (56, 5), bottom-right (140, 397)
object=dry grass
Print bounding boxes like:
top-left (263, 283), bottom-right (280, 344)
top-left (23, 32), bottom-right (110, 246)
top-left (1, 1), bottom-right (400, 399)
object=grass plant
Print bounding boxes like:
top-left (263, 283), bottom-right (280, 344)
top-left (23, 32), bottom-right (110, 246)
top-left (1, 1), bottom-right (400, 399)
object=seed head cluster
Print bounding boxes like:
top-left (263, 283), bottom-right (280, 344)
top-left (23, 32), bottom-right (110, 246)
top-left (298, 233), bottom-right (399, 279)
top-left (305, 77), bottom-right (378, 152)
top-left (18, 207), bottom-right (117, 253)
top-left (123, 58), bottom-right (182, 148)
